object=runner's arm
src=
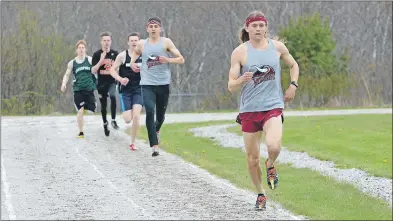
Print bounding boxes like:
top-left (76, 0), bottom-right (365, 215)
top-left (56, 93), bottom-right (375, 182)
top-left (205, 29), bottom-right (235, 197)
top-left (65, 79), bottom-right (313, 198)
top-left (228, 48), bottom-right (244, 93)
top-left (110, 52), bottom-right (125, 81)
top-left (277, 41), bottom-right (299, 83)
top-left (61, 60), bottom-right (73, 86)
top-left (165, 38), bottom-right (185, 64)
top-left (91, 52), bottom-right (102, 74)
top-left (130, 40), bottom-right (143, 64)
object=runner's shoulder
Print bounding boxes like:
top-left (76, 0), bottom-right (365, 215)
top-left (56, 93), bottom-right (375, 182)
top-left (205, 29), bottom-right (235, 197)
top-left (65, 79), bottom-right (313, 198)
top-left (87, 56), bottom-right (93, 64)
top-left (119, 50), bottom-right (127, 57)
top-left (232, 43), bottom-right (247, 59)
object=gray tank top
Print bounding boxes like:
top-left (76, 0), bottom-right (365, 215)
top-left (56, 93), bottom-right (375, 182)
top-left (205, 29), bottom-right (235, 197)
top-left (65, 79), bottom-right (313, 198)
top-left (140, 37), bottom-right (172, 85)
top-left (239, 39), bottom-right (284, 113)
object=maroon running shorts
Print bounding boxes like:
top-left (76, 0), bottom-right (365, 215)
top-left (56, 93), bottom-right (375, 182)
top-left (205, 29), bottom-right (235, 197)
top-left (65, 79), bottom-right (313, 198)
top-left (236, 108), bottom-right (284, 133)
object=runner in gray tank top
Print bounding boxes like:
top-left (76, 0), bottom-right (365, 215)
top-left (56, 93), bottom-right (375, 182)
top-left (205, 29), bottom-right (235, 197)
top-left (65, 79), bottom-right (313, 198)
top-left (131, 17), bottom-right (185, 157)
top-left (228, 10), bottom-right (300, 210)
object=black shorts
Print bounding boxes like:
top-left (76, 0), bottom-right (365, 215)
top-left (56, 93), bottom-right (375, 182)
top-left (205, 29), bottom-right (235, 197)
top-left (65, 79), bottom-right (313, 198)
top-left (119, 86), bottom-right (143, 112)
top-left (73, 90), bottom-right (96, 112)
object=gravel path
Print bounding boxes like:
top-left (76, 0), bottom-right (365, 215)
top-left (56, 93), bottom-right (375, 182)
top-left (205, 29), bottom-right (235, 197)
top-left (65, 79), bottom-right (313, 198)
top-left (1, 109), bottom-right (390, 219)
top-left (1, 117), bottom-right (304, 220)
top-left (190, 124), bottom-right (392, 207)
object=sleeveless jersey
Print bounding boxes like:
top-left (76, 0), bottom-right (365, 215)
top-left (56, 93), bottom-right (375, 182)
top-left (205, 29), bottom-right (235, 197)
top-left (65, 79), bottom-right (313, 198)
top-left (72, 57), bottom-right (96, 92)
top-left (140, 37), bottom-right (172, 85)
top-left (118, 50), bottom-right (142, 93)
top-left (239, 39), bottom-right (284, 113)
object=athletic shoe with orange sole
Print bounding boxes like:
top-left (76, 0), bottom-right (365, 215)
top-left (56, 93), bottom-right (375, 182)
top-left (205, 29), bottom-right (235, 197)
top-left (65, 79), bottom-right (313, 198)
top-left (265, 159), bottom-right (278, 190)
top-left (255, 193), bottom-right (267, 210)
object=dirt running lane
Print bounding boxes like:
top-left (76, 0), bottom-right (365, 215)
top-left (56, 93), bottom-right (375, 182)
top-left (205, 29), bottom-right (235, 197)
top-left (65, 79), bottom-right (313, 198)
top-left (1, 117), bottom-right (303, 220)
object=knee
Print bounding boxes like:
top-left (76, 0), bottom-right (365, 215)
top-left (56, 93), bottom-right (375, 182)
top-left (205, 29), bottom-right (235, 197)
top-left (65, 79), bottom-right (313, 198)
top-left (265, 139), bottom-right (281, 152)
top-left (110, 94), bottom-right (116, 100)
top-left (247, 154), bottom-right (260, 167)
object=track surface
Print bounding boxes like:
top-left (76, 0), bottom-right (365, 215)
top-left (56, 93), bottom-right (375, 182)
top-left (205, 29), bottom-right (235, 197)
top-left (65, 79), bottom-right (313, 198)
top-left (1, 116), bottom-right (303, 220)
top-left (1, 108), bottom-right (391, 219)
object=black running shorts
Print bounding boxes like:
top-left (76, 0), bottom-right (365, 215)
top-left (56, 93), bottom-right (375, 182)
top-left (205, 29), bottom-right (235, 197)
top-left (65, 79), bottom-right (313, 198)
top-left (73, 90), bottom-right (96, 112)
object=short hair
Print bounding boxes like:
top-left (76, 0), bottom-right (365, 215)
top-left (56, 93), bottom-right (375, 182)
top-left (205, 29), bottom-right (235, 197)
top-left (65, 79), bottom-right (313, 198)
top-left (75, 39), bottom-right (87, 49)
top-left (100, 31), bottom-right (112, 39)
top-left (128, 32), bottom-right (140, 40)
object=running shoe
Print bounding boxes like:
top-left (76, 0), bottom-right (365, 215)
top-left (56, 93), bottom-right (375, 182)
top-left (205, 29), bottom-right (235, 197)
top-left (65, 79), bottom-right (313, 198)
top-left (111, 120), bottom-right (119, 130)
top-left (265, 159), bottom-right (278, 190)
top-left (152, 146), bottom-right (160, 157)
top-left (255, 193), bottom-right (267, 210)
top-left (130, 144), bottom-right (138, 151)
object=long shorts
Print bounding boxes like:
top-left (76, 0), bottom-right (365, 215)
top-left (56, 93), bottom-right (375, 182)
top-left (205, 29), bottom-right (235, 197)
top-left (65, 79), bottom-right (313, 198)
top-left (236, 108), bottom-right (284, 133)
top-left (73, 90), bottom-right (96, 112)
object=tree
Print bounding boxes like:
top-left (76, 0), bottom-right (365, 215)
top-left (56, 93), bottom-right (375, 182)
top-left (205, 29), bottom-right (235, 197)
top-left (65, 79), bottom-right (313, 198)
top-left (1, 6), bottom-right (75, 115)
top-left (278, 13), bottom-right (351, 107)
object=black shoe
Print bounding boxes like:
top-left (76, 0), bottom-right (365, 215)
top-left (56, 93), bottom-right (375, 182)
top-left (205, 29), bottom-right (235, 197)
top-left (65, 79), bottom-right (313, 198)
top-left (77, 132), bottom-right (84, 138)
top-left (152, 147), bottom-right (160, 157)
top-left (104, 122), bottom-right (110, 136)
top-left (111, 120), bottom-right (119, 130)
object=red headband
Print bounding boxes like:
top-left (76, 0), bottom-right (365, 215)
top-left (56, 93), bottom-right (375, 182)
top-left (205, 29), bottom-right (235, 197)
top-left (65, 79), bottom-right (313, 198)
top-left (147, 20), bottom-right (161, 27)
top-left (245, 16), bottom-right (268, 26)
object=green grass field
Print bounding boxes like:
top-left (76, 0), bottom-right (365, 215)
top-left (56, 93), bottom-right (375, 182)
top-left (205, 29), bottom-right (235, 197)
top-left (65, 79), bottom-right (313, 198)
top-left (2, 105), bottom-right (391, 116)
top-left (129, 119), bottom-right (392, 220)
top-left (227, 114), bottom-right (392, 178)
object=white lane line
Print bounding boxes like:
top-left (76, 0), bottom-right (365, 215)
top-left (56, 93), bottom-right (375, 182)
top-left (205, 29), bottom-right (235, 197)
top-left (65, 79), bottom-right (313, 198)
top-left (1, 155), bottom-right (16, 220)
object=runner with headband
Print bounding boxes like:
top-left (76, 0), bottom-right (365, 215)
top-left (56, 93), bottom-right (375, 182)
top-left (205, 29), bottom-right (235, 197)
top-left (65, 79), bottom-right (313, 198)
top-left (227, 10), bottom-right (299, 210)
top-left (130, 17), bottom-right (185, 157)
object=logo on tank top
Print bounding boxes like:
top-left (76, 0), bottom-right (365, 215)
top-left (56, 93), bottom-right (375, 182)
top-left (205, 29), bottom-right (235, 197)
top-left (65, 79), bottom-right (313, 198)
top-left (249, 65), bottom-right (275, 87)
top-left (103, 59), bottom-right (114, 71)
top-left (146, 54), bottom-right (162, 69)
top-left (75, 66), bottom-right (91, 74)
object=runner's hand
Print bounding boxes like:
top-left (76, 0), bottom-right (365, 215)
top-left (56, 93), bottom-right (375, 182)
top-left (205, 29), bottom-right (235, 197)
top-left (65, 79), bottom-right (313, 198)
top-left (284, 85), bottom-right (297, 102)
top-left (131, 63), bottom-right (140, 72)
top-left (100, 51), bottom-right (107, 61)
top-left (239, 72), bottom-right (253, 83)
top-left (119, 77), bottom-right (129, 86)
top-left (60, 84), bottom-right (67, 93)
top-left (158, 56), bottom-right (170, 64)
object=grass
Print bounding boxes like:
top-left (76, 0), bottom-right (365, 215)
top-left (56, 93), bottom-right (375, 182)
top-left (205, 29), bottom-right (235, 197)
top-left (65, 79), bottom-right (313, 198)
top-left (227, 114), bottom-right (392, 178)
top-left (129, 121), bottom-right (393, 220)
top-left (1, 105), bottom-right (391, 116)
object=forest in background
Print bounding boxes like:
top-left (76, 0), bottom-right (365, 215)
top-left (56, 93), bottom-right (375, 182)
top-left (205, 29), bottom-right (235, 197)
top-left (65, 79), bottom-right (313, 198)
top-left (1, 1), bottom-right (392, 115)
